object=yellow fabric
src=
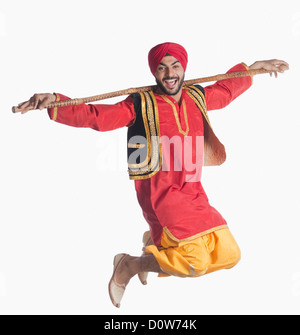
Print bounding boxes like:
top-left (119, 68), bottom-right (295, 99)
top-left (145, 228), bottom-right (241, 277)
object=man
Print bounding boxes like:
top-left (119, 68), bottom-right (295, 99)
top-left (18, 42), bottom-right (289, 308)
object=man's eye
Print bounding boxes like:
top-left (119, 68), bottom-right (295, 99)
top-left (158, 67), bottom-right (165, 71)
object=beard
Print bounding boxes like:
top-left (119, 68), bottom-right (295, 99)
top-left (155, 75), bottom-right (185, 96)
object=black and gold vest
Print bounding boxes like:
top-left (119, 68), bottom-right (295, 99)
top-left (127, 85), bottom-right (226, 180)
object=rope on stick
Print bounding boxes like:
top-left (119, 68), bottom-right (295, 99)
top-left (12, 67), bottom-right (283, 114)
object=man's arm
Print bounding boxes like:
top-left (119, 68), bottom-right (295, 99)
top-left (17, 93), bottom-right (136, 131)
top-left (204, 59), bottom-right (289, 111)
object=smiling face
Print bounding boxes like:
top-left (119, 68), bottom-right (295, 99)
top-left (154, 55), bottom-right (185, 101)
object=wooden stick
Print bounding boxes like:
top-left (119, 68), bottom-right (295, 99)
top-left (11, 67), bottom-right (280, 114)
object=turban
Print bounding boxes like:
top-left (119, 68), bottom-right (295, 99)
top-left (148, 42), bottom-right (188, 76)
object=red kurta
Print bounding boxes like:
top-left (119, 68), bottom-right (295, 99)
top-left (48, 63), bottom-right (252, 246)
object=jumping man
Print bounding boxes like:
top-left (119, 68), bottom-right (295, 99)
top-left (17, 42), bottom-right (289, 308)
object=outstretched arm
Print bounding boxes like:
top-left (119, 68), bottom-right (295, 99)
top-left (204, 59), bottom-right (289, 111)
top-left (17, 93), bottom-right (136, 131)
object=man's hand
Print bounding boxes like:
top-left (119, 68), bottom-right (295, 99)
top-left (17, 93), bottom-right (57, 114)
top-left (249, 59), bottom-right (289, 78)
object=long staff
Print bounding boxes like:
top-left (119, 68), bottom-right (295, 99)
top-left (12, 67), bottom-right (285, 114)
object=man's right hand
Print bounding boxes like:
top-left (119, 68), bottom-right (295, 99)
top-left (17, 93), bottom-right (57, 114)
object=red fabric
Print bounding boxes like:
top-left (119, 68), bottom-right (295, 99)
top-left (48, 63), bottom-right (252, 245)
top-left (135, 90), bottom-right (213, 245)
top-left (48, 94), bottom-right (135, 131)
top-left (148, 42), bottom-right (188, 75)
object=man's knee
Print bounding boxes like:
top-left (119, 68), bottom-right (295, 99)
top-left (179, 243), bottom-right (210, 277)
top-left (214, 229), bottom-right (241, 269)
top-left (226, 243), bottom-right (241, 269)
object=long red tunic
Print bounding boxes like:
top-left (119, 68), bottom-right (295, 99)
top-left (48, 63), bottom-right (252, 246)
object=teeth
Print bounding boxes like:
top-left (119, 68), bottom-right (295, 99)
top-left (165, 79), bottom-right (177, 86)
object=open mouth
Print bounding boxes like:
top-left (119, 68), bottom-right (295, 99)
top-left (163, 78), bottom-right (178, 89)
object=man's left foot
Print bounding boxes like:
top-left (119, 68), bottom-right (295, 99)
top-left (108, 253), bottom-right (130, 308)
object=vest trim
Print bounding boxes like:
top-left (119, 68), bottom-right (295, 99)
top-left (186, 85), bottom-right (211, 128)
top-left (127, 91), bottom-right (162, 180)
top-left (127, 85), bottom-right (226, 180)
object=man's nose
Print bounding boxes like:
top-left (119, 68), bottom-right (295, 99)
top-left (166, 67), bottom-right (175, 78)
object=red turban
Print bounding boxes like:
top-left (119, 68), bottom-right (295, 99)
top-left (148, 42), bottom-right (188, 76)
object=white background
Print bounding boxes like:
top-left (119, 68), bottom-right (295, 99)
top-left (0, 0), bottom-right (299, 315)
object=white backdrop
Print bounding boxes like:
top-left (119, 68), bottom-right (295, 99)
top-left (0, 0), bottom-right (300, 315)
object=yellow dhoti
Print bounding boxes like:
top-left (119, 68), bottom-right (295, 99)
top-left (146, 228), bottom-right (241, 277)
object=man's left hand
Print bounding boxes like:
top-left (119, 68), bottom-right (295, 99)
top-left (249, 59), bottom-right (289, 78)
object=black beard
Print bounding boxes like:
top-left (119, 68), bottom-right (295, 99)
top-left (155, 75), bottom-right (185, 96)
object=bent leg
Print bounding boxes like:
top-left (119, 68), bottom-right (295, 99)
top-left (146, 230), bottom-right (210, 277)
top-left (205, 228), bottom-right (241, 274)
top-left (112, 228), bottom-right (241, 290)
top-left (145, 228), bottom-right (240, 278)
top-left (109, 228), bottom-right (241, 307)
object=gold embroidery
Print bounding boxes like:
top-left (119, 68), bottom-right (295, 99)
top-left (145, 91), bottom-right (159, 172)
top-left (149, 91), bottom-right (163, 174)
top-left (128, 91), bottom-right (162, 179)
top-left (186, 86), bottom-right (212, 129)
top-left (187, 85), bottom-right (207, 109)
top-left (160, 95), bottom-right (189, 136)
top-left (128, 92), bottom-right (150, 169)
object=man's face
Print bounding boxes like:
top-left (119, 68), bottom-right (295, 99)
top-left (154, 55), bottom-right (185, 96)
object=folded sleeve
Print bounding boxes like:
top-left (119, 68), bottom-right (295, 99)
top-left (204, 63), bottom-right (253, 111)
top-left (47, 94), bottom-right (136, 132)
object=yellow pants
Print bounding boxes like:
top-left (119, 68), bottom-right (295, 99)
top-left (146, 228), bottom-right (241, 277)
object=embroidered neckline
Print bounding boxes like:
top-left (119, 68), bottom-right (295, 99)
top-left (160, 95), bottom-right (189, 136)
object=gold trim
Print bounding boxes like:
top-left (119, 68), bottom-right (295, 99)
top-left (187, 91), bottom-right (210, 126)
top-left (189, 85), bottom-right (207, 109)
top-left (149, 91), bottom-right (163, 173)
top-left (186, 86), bottom-right (212, 129)
top-left (241, 62), bottom-right (250, 70)
top-left (145, 92), bottom-right (159, 170)
top-left (163, 225), bottom-right (228, 243)
top-left (129, 172), bottom-right (160, 180)
top-left (142, 92), bottom-right (152, 168)
top-left (160, 95), bottom-right (189, 136)
top-left (128, 92), bottom-right (150, 169)
top-left (128, 91), bottom-right (162, 179)
top-left (52, 94), bottom-right (60, 121)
